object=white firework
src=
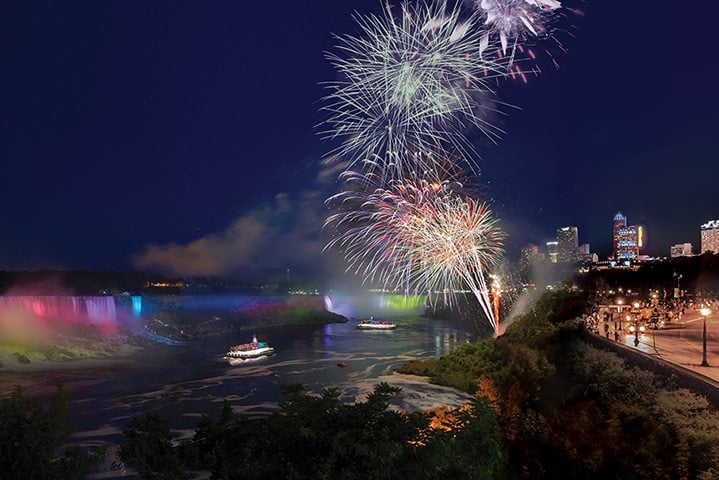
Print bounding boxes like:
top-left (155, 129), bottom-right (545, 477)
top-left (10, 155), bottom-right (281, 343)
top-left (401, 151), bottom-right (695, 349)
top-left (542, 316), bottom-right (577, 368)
top-left (472, 0), bottom-right (562, 57)
top-left (321, 1), bottom-right (511, 181)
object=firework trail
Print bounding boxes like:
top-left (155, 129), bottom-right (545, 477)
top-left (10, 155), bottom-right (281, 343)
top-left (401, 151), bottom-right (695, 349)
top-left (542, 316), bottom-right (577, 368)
top-left (321, 1), bottom-right (511, 181)
top-left (325, 167), bottom-right (505, 331)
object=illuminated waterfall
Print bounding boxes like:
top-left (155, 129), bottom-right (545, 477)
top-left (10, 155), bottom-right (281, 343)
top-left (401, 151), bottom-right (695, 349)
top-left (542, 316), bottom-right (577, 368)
top-left (0, 296), bottom-right (119, 334)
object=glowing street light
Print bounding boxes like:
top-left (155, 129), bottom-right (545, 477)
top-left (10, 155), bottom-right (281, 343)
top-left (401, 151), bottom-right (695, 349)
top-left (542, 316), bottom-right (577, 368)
top-left (616, 298), bottom-right (625, 332)
top-left (632, 315), bottom-right (640, 347)
top-left (700, 307), bottom-right (711, 367)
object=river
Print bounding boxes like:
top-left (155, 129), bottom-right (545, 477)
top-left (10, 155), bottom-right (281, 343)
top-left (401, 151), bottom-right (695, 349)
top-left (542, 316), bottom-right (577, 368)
top-left (54, 296), bottom-right (479, 465)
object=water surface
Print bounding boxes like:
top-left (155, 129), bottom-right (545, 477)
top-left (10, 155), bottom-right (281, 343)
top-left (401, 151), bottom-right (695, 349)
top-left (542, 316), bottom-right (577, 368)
top-left (66, 315), bottom-right (477, 451)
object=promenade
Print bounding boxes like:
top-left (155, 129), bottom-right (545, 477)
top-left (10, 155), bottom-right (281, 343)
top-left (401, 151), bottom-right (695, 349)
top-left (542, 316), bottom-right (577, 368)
top-left (594, 309), bottom-right (719, 384)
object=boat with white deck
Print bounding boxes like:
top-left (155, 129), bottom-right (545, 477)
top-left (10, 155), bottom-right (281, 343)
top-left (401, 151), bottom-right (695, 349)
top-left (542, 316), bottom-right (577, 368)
top-left (356, 317), bottom-right (396, 330)
top-left (226, 335), bottom-right (275, 359)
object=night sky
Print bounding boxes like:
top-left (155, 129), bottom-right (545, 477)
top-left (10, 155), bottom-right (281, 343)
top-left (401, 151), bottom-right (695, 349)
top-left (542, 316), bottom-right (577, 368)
top-left (2, 1), bottom-right (718, 280)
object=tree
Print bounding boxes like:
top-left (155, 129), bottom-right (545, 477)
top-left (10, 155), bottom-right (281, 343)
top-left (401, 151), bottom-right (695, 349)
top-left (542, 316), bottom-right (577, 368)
top-left (0, 384), bottom-right (102, 479)
top-left (121, 412), bottom-right (186, 479)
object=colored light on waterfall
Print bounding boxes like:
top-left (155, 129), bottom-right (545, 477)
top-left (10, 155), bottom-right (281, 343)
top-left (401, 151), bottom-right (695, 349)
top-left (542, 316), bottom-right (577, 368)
top-left (132, 296), bottom-right (142, 317)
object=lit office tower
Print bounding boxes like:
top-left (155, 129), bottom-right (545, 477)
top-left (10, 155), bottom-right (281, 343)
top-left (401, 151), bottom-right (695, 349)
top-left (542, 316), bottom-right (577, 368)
top-left (670, 243), bottom-right (693, 258)
top-left (613, 211), bottom-right (639, 260)
top-left (520, 245), bottom-right (543, 281)
top-left (701, 220), bottom-right (719, 253)
top-left (546, 241), bottom-right (559, 263)
top-left (557, 226), bottom-right (579, 262)
top-left (578, 243), bottom-right (592, 262)
top-left (520, 245), bottom-right (541, 268)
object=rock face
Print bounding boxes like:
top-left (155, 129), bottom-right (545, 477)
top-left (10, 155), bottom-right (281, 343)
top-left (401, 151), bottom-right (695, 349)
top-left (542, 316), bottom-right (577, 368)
top-left (146, 295), bottom-right (347, 339)
top-left (14, 353), bottom-right (31, 364)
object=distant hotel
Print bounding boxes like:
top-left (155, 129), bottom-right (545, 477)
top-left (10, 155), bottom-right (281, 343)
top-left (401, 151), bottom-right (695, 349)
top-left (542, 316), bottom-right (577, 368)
top-left (701, 220), bottom-right (719, 254)
top-left (522, 226), bottom-right (594, 267)
top-left (670, 243), bottom-right (693, 258)
top-left (546, 241), bottom-right (559, 263)
top-left (557, 227), bottom-right (579, 263)
top-left (613, 211), bottom-right (644, 260)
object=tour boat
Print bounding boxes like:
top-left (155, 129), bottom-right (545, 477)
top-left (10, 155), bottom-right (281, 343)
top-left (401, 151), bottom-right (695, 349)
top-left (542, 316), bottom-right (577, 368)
top-left (226, 335), bottom-right (274, 359)
top-left (356, 317), bottom-right (397, 330)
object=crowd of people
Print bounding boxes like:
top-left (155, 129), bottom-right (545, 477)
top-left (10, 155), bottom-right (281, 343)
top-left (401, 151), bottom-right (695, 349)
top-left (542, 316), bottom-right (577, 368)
top-left (583, 290), bottom-right (718, 342)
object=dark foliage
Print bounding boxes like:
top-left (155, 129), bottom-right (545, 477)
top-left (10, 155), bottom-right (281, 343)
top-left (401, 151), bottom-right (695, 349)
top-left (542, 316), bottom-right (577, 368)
top-left (579, 253), bottom-right (719, 295)
top-left (122, 383), bottom-right (506, 480)
top-left (400, 289), bottom-right (719, 479)
top-left (0, 269), bottom-right (172, 295)
top-left (0, 385), bottom-right (103, 480)
top-left (120, 413), bottom-right (187, 479)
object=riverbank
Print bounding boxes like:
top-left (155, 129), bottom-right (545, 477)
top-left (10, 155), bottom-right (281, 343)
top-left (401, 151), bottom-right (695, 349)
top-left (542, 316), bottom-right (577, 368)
top-left (144, 295), bottom-right (347, 340)
top-left (397, 289), bottom-right (719, 478)
top-left (0, 295), bottom-right (346, 376)
top-left (0, 360), bottom-right (134, 397)
top-left (0, 326), bottom-right (152, 373)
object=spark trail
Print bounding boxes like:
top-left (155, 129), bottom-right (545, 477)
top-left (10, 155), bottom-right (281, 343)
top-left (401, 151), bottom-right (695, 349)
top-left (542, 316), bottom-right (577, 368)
top-left (325, 168), bottom-right (505, 332)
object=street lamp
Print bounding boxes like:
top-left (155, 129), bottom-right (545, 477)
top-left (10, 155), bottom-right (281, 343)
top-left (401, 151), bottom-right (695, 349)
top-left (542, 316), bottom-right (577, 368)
top-left (700, 307), bottom-right (711, 367)
top-left (628, 315), bottom-right (640, 347)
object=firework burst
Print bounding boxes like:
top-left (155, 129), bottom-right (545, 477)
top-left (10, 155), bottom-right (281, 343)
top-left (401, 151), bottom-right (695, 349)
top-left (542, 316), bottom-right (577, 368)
top-left (469, 0), bottom-right (582, 79)
top-left (472, 0), bottom-right (562, 54)
top-left (321, 1), bottom-right (511, 180)
top-left (325, 168), bottom-right (505, 331)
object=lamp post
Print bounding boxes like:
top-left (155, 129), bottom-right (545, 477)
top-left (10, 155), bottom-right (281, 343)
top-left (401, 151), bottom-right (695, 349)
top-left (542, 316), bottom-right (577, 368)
top-left (700, 307), bottom-right (711, 367)
top-left (617, 298), bottom-right (624, 332)
top-left (633, 302), bottom-right (641, 347)
top-left (627, 315), bottom-right (639, 347)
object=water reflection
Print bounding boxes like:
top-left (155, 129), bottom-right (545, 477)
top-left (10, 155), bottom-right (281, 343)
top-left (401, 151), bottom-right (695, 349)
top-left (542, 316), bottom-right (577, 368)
top-left (64, 315), bottom-right (478, 452)
top-left (434, 331), bottom-right (470, 357)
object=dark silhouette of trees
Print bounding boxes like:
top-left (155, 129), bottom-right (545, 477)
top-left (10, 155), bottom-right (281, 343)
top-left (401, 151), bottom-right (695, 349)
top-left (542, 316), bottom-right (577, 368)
top-left (0, 385), bottom-right (103, 479)
top-left (122, 383), bottom-right (507, 480)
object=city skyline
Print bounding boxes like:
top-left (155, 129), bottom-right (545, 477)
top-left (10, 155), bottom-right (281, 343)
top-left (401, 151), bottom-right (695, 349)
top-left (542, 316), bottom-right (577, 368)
top-left (527, 212), bottom-right (718, 261)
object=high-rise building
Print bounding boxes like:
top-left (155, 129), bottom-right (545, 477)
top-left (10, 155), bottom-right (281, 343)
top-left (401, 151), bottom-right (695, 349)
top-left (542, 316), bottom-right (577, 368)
top-left (670, 243), bottom-right (693, 258)
top-left (578, 243), bottom-right (594, 263)
top-left (557, 226), bottom-right (579, 263)
top-left (637, 225), bottom-right (646, 250)
top-left (701, 220), bottom-right (719, 254)
top-left (546, 241), bottom-right (559, 264)
top-left (520, 245), bottom-right (542, 268)
top-left (520, 245), bottom-right (544, 281)
top-left (613, 211), bottom-right (640, 260)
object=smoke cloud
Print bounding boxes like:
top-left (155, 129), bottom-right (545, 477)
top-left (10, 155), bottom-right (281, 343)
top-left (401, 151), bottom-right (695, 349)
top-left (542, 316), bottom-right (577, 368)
top-left (132, 162), bottom-right (343, 280)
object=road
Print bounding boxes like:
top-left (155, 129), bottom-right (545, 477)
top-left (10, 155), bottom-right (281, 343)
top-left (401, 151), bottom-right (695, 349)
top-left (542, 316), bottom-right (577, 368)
top-left (599, 310), bottom-right (719, 383)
